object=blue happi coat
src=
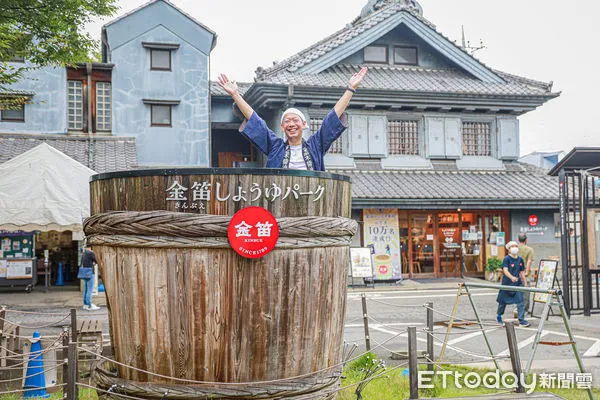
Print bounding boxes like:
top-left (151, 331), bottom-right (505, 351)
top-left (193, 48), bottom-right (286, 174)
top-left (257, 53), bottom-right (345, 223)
top-left (241, 109), bottom-right (347, 171)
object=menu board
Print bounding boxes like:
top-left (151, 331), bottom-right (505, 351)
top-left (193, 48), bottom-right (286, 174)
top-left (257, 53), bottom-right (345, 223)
top-left (533, 259), bottom-right (559, 303)
top-left (350, 248), bottom-right (374, 278)
top-left (6, 259), bottom-right (33, 279)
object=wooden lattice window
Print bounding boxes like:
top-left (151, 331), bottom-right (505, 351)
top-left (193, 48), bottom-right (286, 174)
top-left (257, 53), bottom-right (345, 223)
top-left (388, 120), bottom-right (419, 155)
top-left (462, 122), bottom-right (491, 156)
top-left (68, 80), bottom-right (83, 130)
top-left (96, 82), bottom-right (111, 131)
top-left (311, 117), bottom-right (344, 154)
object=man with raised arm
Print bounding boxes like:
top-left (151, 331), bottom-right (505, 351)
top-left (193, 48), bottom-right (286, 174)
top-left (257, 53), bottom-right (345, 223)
top-left (217, 67), bottom-right (368, 171)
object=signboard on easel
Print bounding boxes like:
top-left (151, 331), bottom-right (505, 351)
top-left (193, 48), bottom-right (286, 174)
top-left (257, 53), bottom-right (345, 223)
top-left (533, 259), bottom-right (559, 303)
top-left (350, 248), bottom-right (374, 278)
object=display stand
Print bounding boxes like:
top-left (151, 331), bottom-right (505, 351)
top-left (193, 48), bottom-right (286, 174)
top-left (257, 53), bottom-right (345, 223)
top-left (0, 232), bottom-right (37, 292)
top-left (349, 247), bottom-right (375, 288)
top-left (530, 259), bottom-right (560, 318)
top-left (440, 282), bottom-right (595, 400)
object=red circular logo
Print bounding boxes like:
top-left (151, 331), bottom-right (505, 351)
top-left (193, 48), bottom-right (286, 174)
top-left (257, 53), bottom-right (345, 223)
top-left (227, 207), bottom-right (279, 259)
top-left (528, 214), bottom-right (538, 226)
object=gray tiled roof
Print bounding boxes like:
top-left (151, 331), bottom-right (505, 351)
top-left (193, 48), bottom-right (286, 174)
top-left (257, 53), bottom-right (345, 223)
top-left (256, 2), bottom-right (554, 99)
top-left (0, 89), bottom-right (35, 96)
top-left (104, 0), bottom-right (216, 36)
top-left (344, 167), bottom-right (558, 202)
top-left (0, 134), bottom-right (138, 173)
top-left (210, 81), bottom-right (252, 97)
top-left (260, 64), bottom-right (551, 96)
top-left (260, 3), bottom-right (431, 77)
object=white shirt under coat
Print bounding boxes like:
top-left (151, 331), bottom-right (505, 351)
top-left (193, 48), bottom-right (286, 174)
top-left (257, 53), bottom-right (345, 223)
top-left (288, 144), bottom-right (307, 170)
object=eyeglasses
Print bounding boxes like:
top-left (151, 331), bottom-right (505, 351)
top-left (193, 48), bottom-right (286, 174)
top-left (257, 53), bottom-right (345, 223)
top-left (282, 117), bottom-right (302, 125)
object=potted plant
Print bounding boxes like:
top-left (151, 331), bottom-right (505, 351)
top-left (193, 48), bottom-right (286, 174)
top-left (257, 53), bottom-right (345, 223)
top-left (485, 257), bottom-right (503, 281)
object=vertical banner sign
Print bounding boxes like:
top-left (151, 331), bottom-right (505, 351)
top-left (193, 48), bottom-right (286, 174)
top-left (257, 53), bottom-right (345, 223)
top-left (558, 171), bottom-right (570, 314)
top-left (363, 209), bottom-right (401, 280)
top-left (228, 207), bottom-right (279, 258)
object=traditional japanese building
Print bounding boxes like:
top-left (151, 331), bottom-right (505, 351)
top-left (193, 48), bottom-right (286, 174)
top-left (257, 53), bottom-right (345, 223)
top-left (1, 0), bottom-right (564, 282)
top-left (211, 0), bottom-right (562, 279)
top-left (0, 0), bottom-right (217, 286)
top-left (102, 0), bottom-right (217, 166)
top-left (0, 62), bottom-right (138, 286)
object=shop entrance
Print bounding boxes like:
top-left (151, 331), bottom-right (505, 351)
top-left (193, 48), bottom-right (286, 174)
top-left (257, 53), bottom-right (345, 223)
top-left (363, 209), bottom-right (510, 280)
top-left (438, 213), bottom-right (461, 277)
top-left (406, 212), bottom-right (462, 278)
top-left (400, 210), bottom-right (509, 279)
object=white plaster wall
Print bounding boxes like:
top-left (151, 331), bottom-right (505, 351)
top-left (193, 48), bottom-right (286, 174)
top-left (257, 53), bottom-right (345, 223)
top-left (111, 25), bottom-right (210, 166)
top-left (1, 64), bottom-right (67, 133)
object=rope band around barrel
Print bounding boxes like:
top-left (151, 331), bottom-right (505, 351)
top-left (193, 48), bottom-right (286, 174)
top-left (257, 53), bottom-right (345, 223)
top-left (84, 211), bottom-right (357, 238)
top-left (86, 234), bottom-right (353, 249)
top-left (84, 211), bottom-right (357, 249)
top-left (94, 360), bottom-right (339, 399)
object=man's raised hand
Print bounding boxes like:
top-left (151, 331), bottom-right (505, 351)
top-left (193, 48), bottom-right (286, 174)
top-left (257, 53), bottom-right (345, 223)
top-left (348, 67), bottom-right (368, 90)
top-left (217, 73), bottom-right (238, 96)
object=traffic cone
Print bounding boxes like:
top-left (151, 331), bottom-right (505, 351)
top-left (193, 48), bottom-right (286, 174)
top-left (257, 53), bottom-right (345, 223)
top-left (55, 262), bottom-right (64, 286)
top-left (23, 331), bottom-right (50, 398)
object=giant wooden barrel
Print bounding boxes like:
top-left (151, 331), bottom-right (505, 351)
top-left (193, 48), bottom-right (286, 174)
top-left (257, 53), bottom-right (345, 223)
top-left (84, 168), bottom-right (356, 399)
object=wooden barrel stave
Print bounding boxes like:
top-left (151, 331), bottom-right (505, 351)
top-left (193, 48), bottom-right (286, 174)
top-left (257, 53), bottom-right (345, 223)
top-left (88, 169), bottom-right (352, 397)
top-left (97, 245), bottom-right (347, 384)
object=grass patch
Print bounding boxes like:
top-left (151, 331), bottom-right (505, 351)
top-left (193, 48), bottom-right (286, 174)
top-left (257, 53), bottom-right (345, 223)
top-left (0, 388), bottom-right (97, 399)
top-left (2, 357), bottom-right (598, 399)
top-left (337, 354), bottom-right (600, 399)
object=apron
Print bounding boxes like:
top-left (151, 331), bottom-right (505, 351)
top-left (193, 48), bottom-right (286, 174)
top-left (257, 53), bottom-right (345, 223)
top-left (496, 256), bottom-right (524, 305)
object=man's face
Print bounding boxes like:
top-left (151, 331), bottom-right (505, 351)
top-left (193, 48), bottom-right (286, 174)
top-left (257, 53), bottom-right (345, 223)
top-left (281, 113), bottom-right (307, 142)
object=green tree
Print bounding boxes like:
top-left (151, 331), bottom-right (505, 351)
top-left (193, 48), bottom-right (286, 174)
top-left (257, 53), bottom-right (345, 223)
top-left (0, 0), bottom-right (117, 107)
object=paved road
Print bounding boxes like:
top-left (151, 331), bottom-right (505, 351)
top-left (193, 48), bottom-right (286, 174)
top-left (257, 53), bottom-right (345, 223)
top-left (344, 287), bottom-right (600, 385)
top-left (2, 285), bottom-right (599, 385)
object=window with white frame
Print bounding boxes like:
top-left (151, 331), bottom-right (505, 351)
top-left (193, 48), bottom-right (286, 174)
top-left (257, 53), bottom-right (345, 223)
top-left (388, 120), bottom-right (419, 155)
top-left (68, 80), bottom-right (83, 130)
top-left (96, 82), bottom-right (111, 131)
top-left (311, 117), bottom-right (344, 154)
top-left (462, 122), bottom-right (491, 156)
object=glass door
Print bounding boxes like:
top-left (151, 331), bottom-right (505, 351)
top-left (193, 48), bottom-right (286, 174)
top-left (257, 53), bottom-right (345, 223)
top-left (410, 214), bottom-right (434, 275)
top-left (462, 213), bottom-right (484, 277)
top-left (438, 213), bottom-right (461, 277)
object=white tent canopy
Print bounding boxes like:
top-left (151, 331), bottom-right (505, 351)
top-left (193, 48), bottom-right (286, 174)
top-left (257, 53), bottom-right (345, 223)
top-left (0, 143), bottom-right (96, 232)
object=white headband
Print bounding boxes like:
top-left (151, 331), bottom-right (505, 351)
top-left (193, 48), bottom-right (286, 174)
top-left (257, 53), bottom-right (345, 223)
top-left (505, 241), bottom-right (519, 250)
top-left (281, 108), bottom-right (306, 124)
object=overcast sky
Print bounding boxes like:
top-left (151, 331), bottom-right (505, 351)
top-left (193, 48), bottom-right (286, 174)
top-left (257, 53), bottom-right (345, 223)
top-left (86, 0), bottom-right (600, 156)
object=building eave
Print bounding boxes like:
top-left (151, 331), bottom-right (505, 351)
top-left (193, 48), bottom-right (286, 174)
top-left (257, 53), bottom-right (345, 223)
top-left (244, 83), bottom-right (558, 115)
top-left (351, 197), bottom-right (559, 210)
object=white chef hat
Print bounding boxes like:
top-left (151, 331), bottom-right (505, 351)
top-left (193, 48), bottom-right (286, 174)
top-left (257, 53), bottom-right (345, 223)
top-left (281, 108), bottom-right (306, 124)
